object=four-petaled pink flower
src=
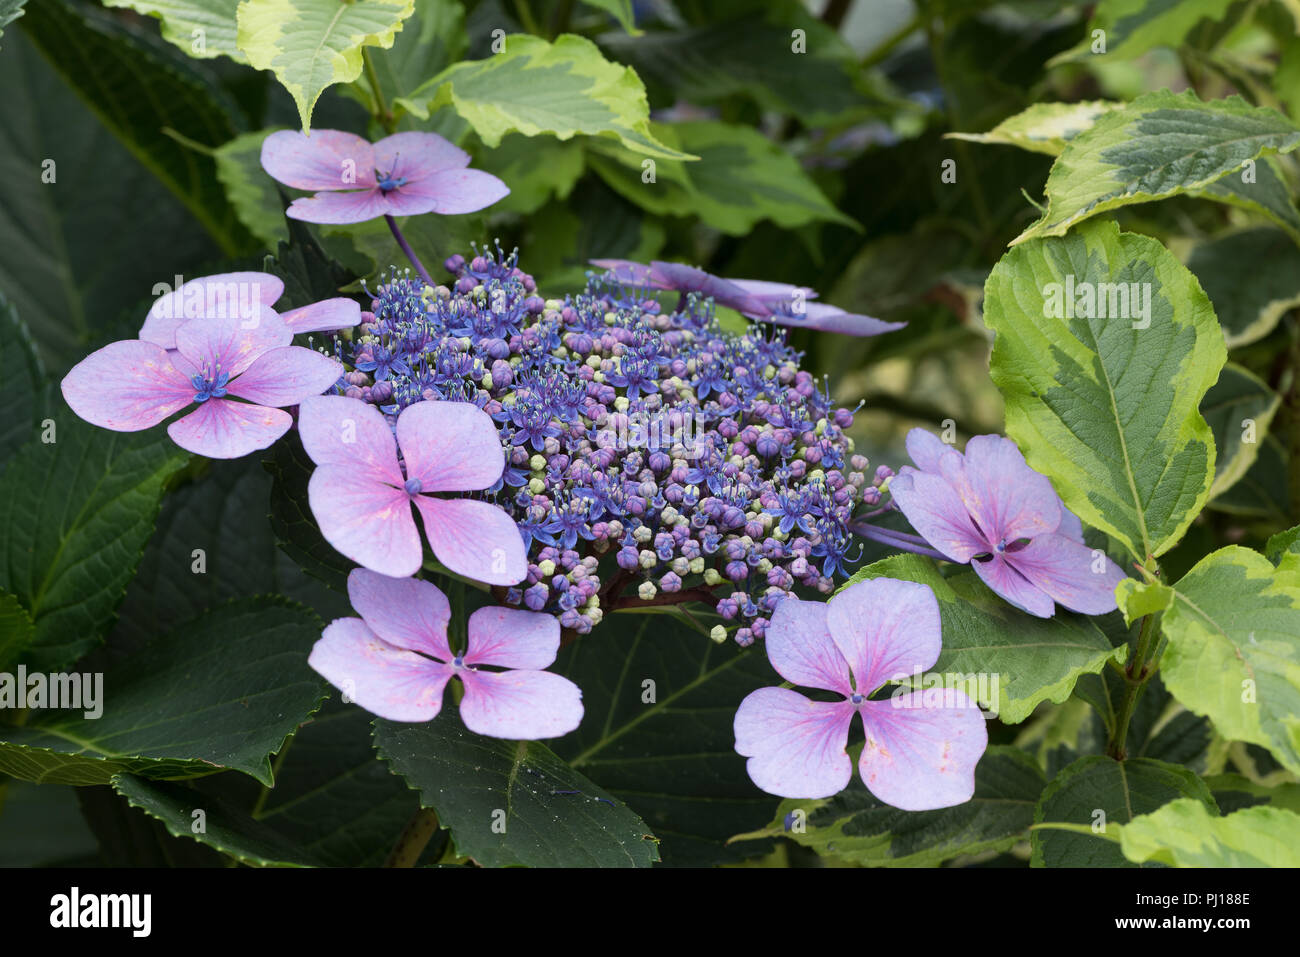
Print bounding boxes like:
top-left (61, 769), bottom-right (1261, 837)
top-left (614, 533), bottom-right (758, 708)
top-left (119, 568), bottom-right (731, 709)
top-left (298, 394), bottom-right (527, 584)
top-left (260, 130), bottom-right (510, 224)
top-left (61, 311), bottom-right (342, 459)
top-left (734, 577), bottom-right (987, 809)
top-left (310, 569), bottom-right (583, 738)
top-left (888, 429), bottom-right (1125, 618)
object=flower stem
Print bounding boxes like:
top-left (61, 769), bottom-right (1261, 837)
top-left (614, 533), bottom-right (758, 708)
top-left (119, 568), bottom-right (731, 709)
top-left (362, 48), bottom-right (396, 135)
top-left (610, 586), bottom-right (720, 612)
top-left (386, 214), bottom-right (435, 286)
top-left (384, 806), bottom-right (441, 867)
top-left (849, 521), bottom-right (949, 561)
top-left (1107, 612), bottom-right (1160, 760)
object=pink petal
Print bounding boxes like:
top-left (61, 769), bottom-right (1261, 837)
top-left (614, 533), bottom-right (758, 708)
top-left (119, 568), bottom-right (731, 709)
top-left (764, 597), bottom-right (854, 696)
top-left (61, 340), bottom-right (194, 431)
top-left (458, 669), bottom-right (584, 739)
top-left (298, 395), bottom-right (403, 485)
top-left (280, 298), bottom-right (362, 335)
top-left (733, 687), bottom-right (855, 799)
top-left (464, 606), bottom-right (559, 670)
top-left (949, 435), bottom-right (1061, 544)
top-left (905, 426), bottom-right (952, 473)
top-left (307, 465), bottom-right (424, 578)
top-left (888, 468), bottom-right (988, 561)
top-left (286, 189), bottom-right (390, 225)
top-left (413, 497), bottom-right (527, 585)
top-left (166, 398), bottom-right (291, 459)
top-left (728, 279), bottom-right (819, 304)
top-left (859, 690), bottom-right (987, 811)
top-left (140, 272), bottom-right (284, 348)
top-left (396, 400), bottom-right (505, 492)
top-left (1004, 533), bottom-right (1125, 616)
top-left (173, 312), bottom-right (291, 378)
top-left (345, 568), bottom-right (454, 661)
top-left (382, 169), bottom-right (510, 216)
top-left (825, 577), bottom-right (942, 694)
top-left (226, 346), bottom-right (341, 407)
top-left (260, 129), bottom-right (376, 191)
top-left (763, 303), bottom-right (906, 337)
top-left (372, 131), bottom-right (471, 178)
top-left (1056, 507), bottom-right (1085, 544)
top-left (308, 617), bottom-right (453, 722)
top-left (972, 554), bottom-right (1056, 618)
top-left (649, 261), bottom-right (771, 314)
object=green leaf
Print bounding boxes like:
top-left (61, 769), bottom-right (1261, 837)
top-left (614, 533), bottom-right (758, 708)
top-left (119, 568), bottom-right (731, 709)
top-left (947, 101), bottom-right (1123, 156)
top-left (0, 0), bottom-right (25, 47)
top-left (0, 290), bottom-right (47, 464)
top-left (523, 181), bottom-right (664, 291)
top-left (1119, 798), bottom-right (1300, 867)
top-left (849, 554), bottom-right (1125, 724)
top-left (587, 121), bottom-right (857, 234)
top-left (1205, 772), bottom-right (1300, 814)
top-left (985, 219), bottom-right (1226, 561)
top-left (1265, 526), bottom-right (1300, 566)
top-left (101, 0), bottom-right (242, 61)
top-left (733, 747), bottom-right (1044, 867)
top-left (263, 213), bottom-right (359, 309)
top-left (0, 416), bottom-right (189, 671)
top-left (476, 134), bottom-right (585, 215)
top-left (1206, 434), bottom-right (1289, 520)
top-left (1012, 91), bottom-right (1300, 246)
top-left (1201, 363), bottom-right (1281, 500)
top-left (0, 590), bottom-right (35, 673)
top-left (549, 613), bottom-right (779, 865)
top-left (214, 128), bottom-right (291, 249)
top-left (1159, 545), bottom-right (1300, 776)
top-left (236, 0), bottom-right (415, 133)
top-left (0, 598), bottom-right (326, 786)
top-left (1051, 0), bottom-right (1239, 64)
top-left (360, 0), bottom-right (464, 122)
top-left (264, 429), bottom-right (353, 593)
top-left (396, 33), bottom-right (695, 160)
top-left (1114, 579), bottom-right (1174, 627)
top-left (1031, 755), bottom-right (1216, 867)
top-left (1185, 228), bottom-right (1300, 348)
top-left (21, 0), bottom-right (255, 256)
top-left (0, 780), bottom-right (99, 866)
top-left (373, 711), bottom-right (661, 867)
top-left (582, 0), bottom-right (638, 34)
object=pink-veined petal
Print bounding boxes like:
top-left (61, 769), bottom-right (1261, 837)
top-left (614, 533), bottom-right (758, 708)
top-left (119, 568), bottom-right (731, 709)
top-left (173, 312), bottom-right (291, 378)
top-left (859, 689), bottom-right (987, 811)
top-left (286, 189), bottom-right (391, 225)
top-left (140, 272), bottom-right (284, 347)
top-left (971, 554), bottom-right (1055, 618)
top-left (458, 669), bottom-right (584, 739)
top-left (382, 169), bottom-right (510, 216)
top-left (465, 605), bottom-right (560, 670)
top-left (166, 399), bottom-right (291, 459)
top-left (61, 340), bottom-right (194, 431)
top-left (297, 395), bottom-right (403, 484)
top-left (372, 131), bottom-right (470, 178)
top-left (1056, 506), bottom-right (1085, 544)
top-left (649, 261), bottom-right (770, 315)
top-left (905, 427), bottom-right (952, 473)
top-left (762, 303), bottom-right (906, 337)
top-left (346, 568), bottom-right (453, 662)
top-left (227, 347), bottom-right (341, 407)
top-left (945, 435), bottom-right (1061, 545)
top-left (764, 597), bottom-right (854, 696)
top-left (307, 465), bottom-right (423, 578)
top-left (733, 687), bottom-right (855, 799)
top-left (888, 468), bottom-right (988, 562)
top-left (1004, 533), bottom-right (1125, 616)
top-left (413, 497), bottom-right (527, 586)
top-left (825, 577), bottom-right (942, 694)
top-left (396, 400), bottom-right (505, 492)
top-left (280, 298), bottom-right (362, 334)
top-left (261, 129), bottom-right (376, 190)
top-left (308, 617), bottom-right (453, 722)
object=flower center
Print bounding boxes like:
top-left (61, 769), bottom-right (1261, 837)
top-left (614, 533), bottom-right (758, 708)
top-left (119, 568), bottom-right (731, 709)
top-left (376, 169), bottom-right (407, 193)
top-left (404, 477), bottom-right (423, 495)
top-left (850, 692), bottom-right (864, 705)
top-left (190, 365), bottom-right (230, 403)
top-left (452, 656), bottom-right (465, 668)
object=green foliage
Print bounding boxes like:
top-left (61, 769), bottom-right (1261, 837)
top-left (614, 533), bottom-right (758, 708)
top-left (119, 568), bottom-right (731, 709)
top-left (1118, 798), bottom-right (1300, 866)
top-left (101, 0), bottom-right (243, 61)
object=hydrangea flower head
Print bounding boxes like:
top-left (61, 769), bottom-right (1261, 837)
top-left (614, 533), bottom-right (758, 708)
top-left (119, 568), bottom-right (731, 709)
top-left (310, 569), bottom-right (583, 738)
top-left (260, 130), bottom-right (509, 224)
top-left (888, 428), bottom-right (1125, 617)
top-left (734, 577), bottom-right (987, 809)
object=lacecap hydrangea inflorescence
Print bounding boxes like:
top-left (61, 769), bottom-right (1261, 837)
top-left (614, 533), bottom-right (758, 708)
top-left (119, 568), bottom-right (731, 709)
top-left (325, 247), bottom-right (890, 644)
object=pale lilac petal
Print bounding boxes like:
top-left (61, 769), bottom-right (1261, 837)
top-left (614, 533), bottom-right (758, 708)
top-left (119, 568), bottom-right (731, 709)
top-left (951, 435), bottom-right (1061, 544)
top-left (173, 312), bottom-right (291, 378)
top-left (286, 189), bottom-right (390, 225)
top-left (762, 302), bottom-right (906, 336)
top-left (261, 129), bottom-right (376, 191)
top-left (298, 395), bottom-right (403, 485)
top-left (728, 279), bottom-right (819, 306)
top-left (346, 568), bottom-right (453, 661)
top-left (1005, 533), bottom-right (1125, 615)
top-left (1056, 506), bottom-right (1085, 544)
top-left (140, 272), bottom-right (284, 348)
top-left (396, 400), bottom-right (505, 492)
top-left (166, 399), bottom-right (291, 459)
top-left (226, 347), bottom-right (341, 407)
top-left (309, 617), bottom-right (453, 722)
top-left (589, 259), bottom-right (669, 288)
top-left (382, 169), bottom-right (510, 216)
top-left (825, 577), bottom-right (941, 693)
top-left (465, 606), bottom-right (559, 669)
top-left (972, 554), bottom-right (1055, 618)
top-left (458, 669), bottom-right (584, 739)
top-left (413, 497), bottom-right (527, 585)
top-left (859, 690), bottom-right (987, 811)
top-left (280, 298), bottom-right (362, 334)
top-left (905, 427), bottom-right (952, 473)
top-left (649, 261), bottom-right (770, 314)
top-left (733, 687), bottom-right (855, 799)
top-left (308, 465), bottom-right (423, 578)
top-left (372, 131), bottom-right (470, 178)
top-left (764, 597), bottom-right (854, 696)
top-left (61, 340), bottom-right (194, 431)
top-left (888, 468), bottom-right (988, 561)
